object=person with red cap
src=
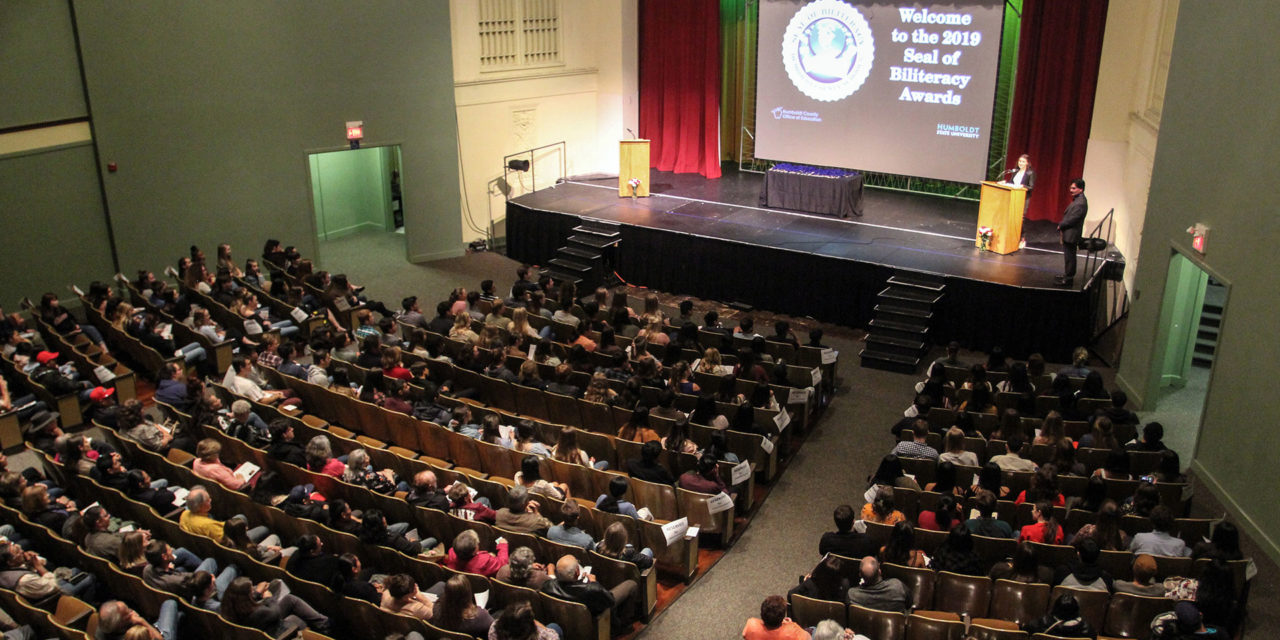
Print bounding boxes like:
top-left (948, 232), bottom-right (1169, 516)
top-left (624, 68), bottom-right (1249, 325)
top-left (84, 386), bottom-right (120, 429)
top-left (30, 351), bottom-right (92, 401)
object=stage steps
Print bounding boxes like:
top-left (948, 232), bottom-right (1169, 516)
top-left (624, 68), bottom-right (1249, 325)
top-left (543, 220), bottom-right (621, 292)
top-left (860, 270), bottom-right (946, 374)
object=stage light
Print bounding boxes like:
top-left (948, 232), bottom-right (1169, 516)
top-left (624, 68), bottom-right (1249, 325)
top-left (507, 159), bottom-right (531, 172)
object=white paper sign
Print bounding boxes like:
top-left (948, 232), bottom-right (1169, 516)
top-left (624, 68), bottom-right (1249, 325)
top-left (706, 492), bottom-right (734, 514)
top-left (730, 460), bottom-right (751, 485)
top-left (114, 273), bottom-right (128, 284)
top-left (686, 526), bottom-right (700, 538)
top-left (760, 436), bottom-right (775, 454)
top-left (498, 424), bottom-right (515, 442)
top-left (821, 349), bottom-right (838, 365)
top-left (93, 365), bottom-right (116, 383)
top-left (243, 320), bottom-right (263, 336)
top-left (810, 367), bottom-right (822, 386)
top-left (787, 387), bottom-right (807, 404)
top-left (661, 517), bottom-right (689, 546)
top-left (334, 297), bottom-right (351, 312)
top-left (164, 266), bottom-right (180, 278)
top-left (773, 410), bottom-right (790, 431)
top-left (291, 307), bottom-right (309, 323)
top-left (70, 285), bottom-right (84, 296)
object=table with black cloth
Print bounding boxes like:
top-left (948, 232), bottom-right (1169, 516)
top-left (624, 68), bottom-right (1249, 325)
top-left (759, 163), bottom-right (864, 218)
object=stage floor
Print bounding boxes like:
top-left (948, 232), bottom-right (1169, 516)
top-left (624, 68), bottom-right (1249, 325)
top-left (513, 166), bottom-right (1112, 291)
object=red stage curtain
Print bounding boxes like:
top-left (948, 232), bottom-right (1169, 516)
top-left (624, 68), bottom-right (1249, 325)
top-left (639, 0), bottom-right (722, 179)
top-left (1006, 0), bottom-right (1108, 222)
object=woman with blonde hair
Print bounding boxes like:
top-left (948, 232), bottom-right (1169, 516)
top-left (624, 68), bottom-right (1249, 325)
top-left (938, 427), bottom-right (979, 467)
top-left (217, 243), bottom-right (244, 278)
top-left (595, 521), bottom-right (654, 570)
top-left (637, 318), bottom-right (670, 346)
top-left (641, 293), bottom-right (666, 326)
top-left (448, 312), bottom-right (480, 345)
top-left (509, 307), bottom-right (541, 340)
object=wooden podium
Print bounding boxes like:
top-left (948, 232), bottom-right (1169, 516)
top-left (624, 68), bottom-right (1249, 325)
top-left (619, 139), bottom-right (650, 197)
top-left (976, 181), bottom-right (1026, 254)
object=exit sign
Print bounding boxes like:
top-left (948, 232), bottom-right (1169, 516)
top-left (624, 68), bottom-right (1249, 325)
top-left (346, 121), bottom-right (364, 140)
top-left (1187, 222), bottom-right (1208, 254)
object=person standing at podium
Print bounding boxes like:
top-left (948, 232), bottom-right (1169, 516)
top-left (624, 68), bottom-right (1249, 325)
top-left (1055, 179), bottom-right (1088, 286)
top-left (1004, 154), bottom-right (1035, 247)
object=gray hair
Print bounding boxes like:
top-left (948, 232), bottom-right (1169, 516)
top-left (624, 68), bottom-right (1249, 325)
top-left (231, 399), bottom-right (251, 416)
top-left (98, 601), bottom-right (131, 634)
top-left (452, 529), bottom-right (479, 560)
top-left (305, 435), bottom-right (333, 460)
top-left (507, 546), bottom-right (537, 580)
top-left (812, 620), bottom-right (846, 640)
top-left (345, 448), bottom-right (368, 474)
top-left (186, 485), bottom-right (210, 512)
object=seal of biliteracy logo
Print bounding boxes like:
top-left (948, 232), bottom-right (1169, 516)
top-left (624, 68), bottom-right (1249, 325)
top-left (782, 0), bottom-right (874, 102)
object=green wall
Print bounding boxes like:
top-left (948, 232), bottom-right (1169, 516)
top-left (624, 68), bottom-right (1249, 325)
top-left (69, 0), bottom-right (462, 277)
top-left (0, 1), bottom-right (86, 129)
top-left (310, 146), bottom-right (392, 240)
top-left (1116, 1), bottom-right (1280, 563)
top-left (0, 145), bottom-right (116, 299)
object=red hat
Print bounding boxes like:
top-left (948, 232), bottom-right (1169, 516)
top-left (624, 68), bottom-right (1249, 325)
top-left (36, 351), bottom-right (59, 364)
top-left (89, 387), bottom-right (115, 402)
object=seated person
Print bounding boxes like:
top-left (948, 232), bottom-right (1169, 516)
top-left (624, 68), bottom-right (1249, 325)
top-left (222, 576), bottom-right (331, 634)
top-left (1129, 505), bottom-right (1191, 557)
top-left (495, 546), bottom-right (551, 590)
top-left (0, 540), bottom-right (97, 601)
top-left (989, 433), bottom-right (1038, 472)
top-left (95, 599), bottom-right (181, 640)
top-left (819, 504), bottom-right (877, 559)
top-left (1023, 593), bottom-right (1095, 637)
top-left (1053, 538), bottom-right (1113, 591)
top-left (786, 555), bottom-right (848, 606)
top-left (495, 486), bottom-right (553, 535)
top-left (433, 574), bottom-right (494, 637)
top-left (446, 481), bottom-right (496, 524)
top-left (890, 421), bottom-right (939, 460)
top-left (847, 557), bottom-right (909, 613)
top-left (442, 529), bottom-right (507, 577)
top-left (379, 573), bottom-right (435, 621)
top-left (625, 440), bottom-right (676, 485)
top-left (595, 475), bottom-right (643, 519)
top-left (595, 522), bottom-right (654, 571)
top-left (678, 454), bottom-right (734, 498)
top-left (406, 470), bottom-right (450, 511)
top-left (742, 594), bottom-right (812, 640)
top-left (541, 554), bottom-right (638, 633)
top-left (192, 438), bottom-right (249, 490)
top-left (547, 501), bottom-right (595, 551)
top-left (964, 490), bottom-right (1015, 539)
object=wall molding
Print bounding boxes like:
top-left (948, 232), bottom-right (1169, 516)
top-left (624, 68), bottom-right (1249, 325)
top-left (409, 247), bottom-right (467, 263)
top-left (0, 121), bottom-right (92, 160)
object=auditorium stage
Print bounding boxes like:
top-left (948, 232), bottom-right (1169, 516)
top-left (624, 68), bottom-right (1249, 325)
top-left (504, 166), bottom-right (1119, 361)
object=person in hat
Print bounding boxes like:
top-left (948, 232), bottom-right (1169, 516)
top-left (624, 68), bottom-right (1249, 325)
top-left (23, 410), bottom-right (63, 453)
top-left (30, 351), bottom-right (91, 400)
top-left (84, 386), bottom-right (118, 428)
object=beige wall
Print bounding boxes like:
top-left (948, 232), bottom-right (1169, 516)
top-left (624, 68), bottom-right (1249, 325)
top-left (450, 0), bottom-right (638, 243)
top-left (1115, 1), bottom-right (1280, 563)
top-left (1081, 1), bottom-right (1178, 295)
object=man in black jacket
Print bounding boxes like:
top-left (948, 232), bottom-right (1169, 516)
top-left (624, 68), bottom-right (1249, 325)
top-left (1055, 178), bottom-right (1088, 286)
top-left (541, 554), bottom-right (637, 632)
top-left (819, 505), bottom-right (877, 559)
top-left (406, 470), bottom-right (450, 511)
top-left (624, 441), bottom-right (676, 485)
top-left (266, 420), bottom-right (306, 467)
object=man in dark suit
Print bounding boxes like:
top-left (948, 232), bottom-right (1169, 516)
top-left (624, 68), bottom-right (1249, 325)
top-left (1055, 178), bottom-right (1088, 286)
top-left (819, 504), bottom-right (877, 559)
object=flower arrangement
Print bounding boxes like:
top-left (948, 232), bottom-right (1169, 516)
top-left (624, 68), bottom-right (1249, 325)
top-left (977, 226), bottom-right (993, 251)
top-left (627, 177), bottom-right (642, 199)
